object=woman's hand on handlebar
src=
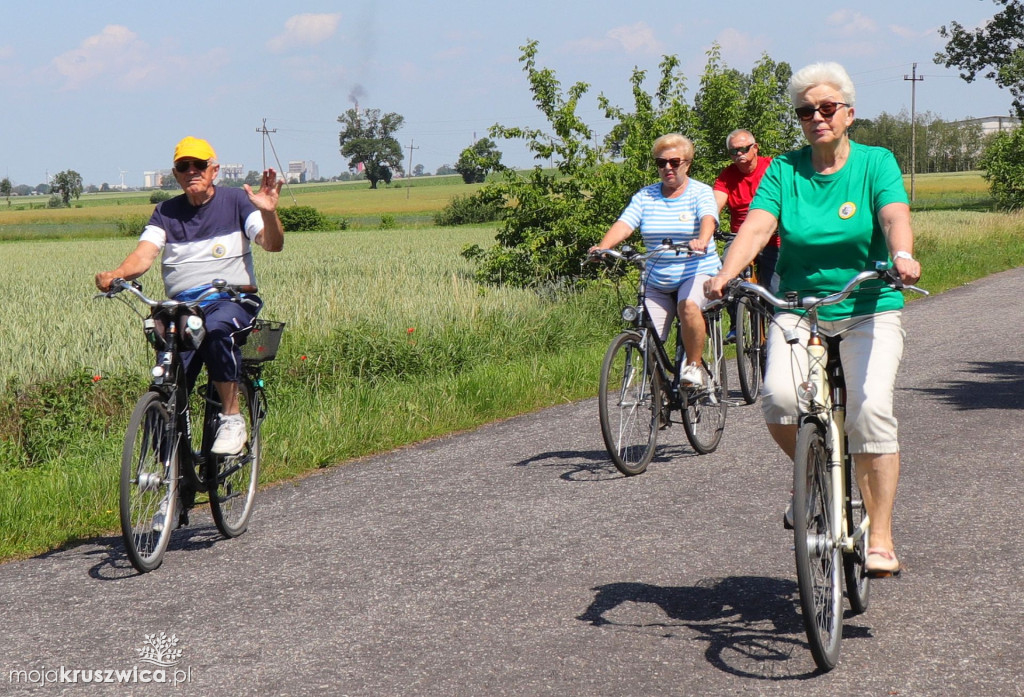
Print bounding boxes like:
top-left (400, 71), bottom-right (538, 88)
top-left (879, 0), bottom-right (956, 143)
top-left (893, 255), bottom-right (922, 287)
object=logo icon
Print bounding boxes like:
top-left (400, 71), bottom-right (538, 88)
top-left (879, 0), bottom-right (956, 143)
top-left (211, 243), bottom-right (227, 258)
top-left (838, 202), bottom-right (856, 219)
top-left (135, 633), bottom-right (184, 668)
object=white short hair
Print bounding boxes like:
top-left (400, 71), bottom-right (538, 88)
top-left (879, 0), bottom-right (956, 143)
top-left (788, 62), bottom-right (856, 107)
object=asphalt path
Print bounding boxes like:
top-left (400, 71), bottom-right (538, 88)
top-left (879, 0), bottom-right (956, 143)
top-left (2, 269), bottom-right (1023, 696)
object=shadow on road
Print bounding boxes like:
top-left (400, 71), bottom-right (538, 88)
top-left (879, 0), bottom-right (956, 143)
top-left (512, 443), bottom-right (704, 481)
top-left (73, 524), bottom-right (224, 581)
top-left (577, 576), bottom-right (870, 680)
top-left (904, 360), bottom-right (1024, 410)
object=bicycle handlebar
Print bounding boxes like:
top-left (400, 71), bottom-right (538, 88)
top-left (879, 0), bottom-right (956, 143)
top-left (726, 266), bottom-right (928, 312)
top-left (96, 278), bottom-right (259, 310)
top-left (586, 240), bottom-right (702, 269)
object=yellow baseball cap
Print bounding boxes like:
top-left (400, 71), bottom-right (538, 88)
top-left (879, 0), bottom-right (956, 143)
top-left (173, 136), bottom-right (217, 162)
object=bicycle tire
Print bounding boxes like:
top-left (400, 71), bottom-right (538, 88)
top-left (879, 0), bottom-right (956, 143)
top-left (599, 331), bottom-right (659, 475)
top-left (843, 450), bottom-right (871, 615)
top-left (793, 421), bottom-right (843, 671)
top-left (209, 381), bottom-right (261, 537)
top-left (682, 311), bottom-right (728, 454)
top-left (120, 392), bottom-right (178, 574)
top-left (735, 297), bottom-right (763, 404)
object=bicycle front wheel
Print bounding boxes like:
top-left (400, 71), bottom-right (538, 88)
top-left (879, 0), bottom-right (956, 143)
top-left (735, 297), bottom-right (763, 404)
top-left (793, 421), bottom-right (842, 671)
top-left (843, 452), bottom-right (871, 615)
top-left (682, 311), bottom-right (728, 454)
top-left (120, 392), bottom-right (178, 574)
top-left (209, 381), bottom-right (262, 537)
top-left (599, 331), bottom-right (660, 476)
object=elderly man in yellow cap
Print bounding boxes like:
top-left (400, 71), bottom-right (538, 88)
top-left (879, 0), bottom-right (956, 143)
top-left (96, 137), bottom-right (283, 529)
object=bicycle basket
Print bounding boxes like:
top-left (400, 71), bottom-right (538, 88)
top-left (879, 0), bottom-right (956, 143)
top-left (242, 319), bottom-right (285, 363)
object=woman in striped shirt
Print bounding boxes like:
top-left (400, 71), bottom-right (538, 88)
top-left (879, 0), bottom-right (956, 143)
top-left (593, 133), bottom-right (720, 387)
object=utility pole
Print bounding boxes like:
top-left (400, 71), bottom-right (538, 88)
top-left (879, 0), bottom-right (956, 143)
top-left (903, 63), bottom-right (924, 202)
top-left (255, 118), bottom-right (296, 204)
top-left (405, 139), bottom-right (419, 199)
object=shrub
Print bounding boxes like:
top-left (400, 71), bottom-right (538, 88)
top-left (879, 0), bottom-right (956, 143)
top-left (379, 213), bottom-right (397, 230)
top-left (434, 192), bottom-right (503, 226)
top-left (980, 128), bottom-right (1024, 210)
top-left (149, 190), bottom-right (174, 204)
top-left (116, 214), bottom-right (149, 237)
top-left (278, 205), bottom-right (330, 232)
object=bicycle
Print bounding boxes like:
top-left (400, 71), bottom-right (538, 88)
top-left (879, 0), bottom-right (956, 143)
top-left (725, 265), bottom-right (926, 671)
top-left (733, 261), bottom-right (769, 404)
top-left (98, 278), bottom-right (284, 573)
top-left (589, 242), bottom-right (728, 476)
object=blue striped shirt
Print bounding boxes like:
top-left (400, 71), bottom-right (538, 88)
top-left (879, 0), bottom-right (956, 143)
top-left (617, 180), bottom-right (721, 291)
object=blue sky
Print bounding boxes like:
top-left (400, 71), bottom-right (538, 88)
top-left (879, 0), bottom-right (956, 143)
top-left (0, 1), bottom-right (1013, 188)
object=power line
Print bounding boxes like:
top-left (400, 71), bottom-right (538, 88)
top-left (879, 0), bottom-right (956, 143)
top-left (256, 118), bottom-right (296, 204)
top-left (904, 63), bottom-right (924, 201)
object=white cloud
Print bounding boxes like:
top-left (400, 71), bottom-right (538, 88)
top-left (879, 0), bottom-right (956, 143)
top-left (267, 13), bottom-right (342, 53)
top-left (51, 25), bottom-right (147, 89)
top-left (564, 22), bottom-right (664, 55)
top-left (825, 10), bottom-right (878, 37)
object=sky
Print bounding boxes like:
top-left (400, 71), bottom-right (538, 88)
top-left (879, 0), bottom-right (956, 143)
top-left (0, 1), bottom-right (1014, 189)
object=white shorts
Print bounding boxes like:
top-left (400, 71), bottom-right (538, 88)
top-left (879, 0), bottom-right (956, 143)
top-left (644, 274), bottom-right (714, 342)
top-left (760, 310), bottom-right (905, 455)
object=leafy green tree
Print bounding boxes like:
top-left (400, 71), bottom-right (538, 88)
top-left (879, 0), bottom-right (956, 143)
top-left (455, 138), bottom-right (503, 183)
top-left (0, 177), bottom-right (11, 207)
top-left (51, 170), bottom-right (83, 207)
top-left (980, 127), bottom-right (1024, 208)
top-left (466, 40), bottom-right (797, 288)
top-left (337, 107), bottom-right (405, 189)
top-left (935, 0), bottom-right (1024, 118)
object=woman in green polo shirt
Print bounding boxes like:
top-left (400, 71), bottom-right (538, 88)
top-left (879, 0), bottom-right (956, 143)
top-left (705, 62), bottom-right (922, 577)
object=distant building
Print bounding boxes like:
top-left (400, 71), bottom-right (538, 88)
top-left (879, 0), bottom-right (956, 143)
top-left (951, 115), bottom-right (1020, 136)
top-left (220, 163), bottom-right (244, 180)
top-left (143, 170), bottom-right (174, 189)
top-left (286, 160), bottom-right (319, 183)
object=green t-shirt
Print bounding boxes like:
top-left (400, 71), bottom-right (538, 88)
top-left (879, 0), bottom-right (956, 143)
top-left (750, 140), bottom-right (909, 321)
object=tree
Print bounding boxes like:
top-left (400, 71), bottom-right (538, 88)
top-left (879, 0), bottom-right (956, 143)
top-left (465, 40), bottom-right (797, 288)
top-left (51, 170), bottom-right (83, 207)
top-left (980, 126), bottom-right (1024, 208)
top-left (935, 0), bottom-right (1024, 118)
top-left (0, 177), bottom-right (11, 207)
top-left (436, 164), bottom-right (456, 175)
top-left (337, 107), bottom-right (405, 189)
top-left (455, 138), bottom-right (503, 183)
top-left (413, 164), bottom-right (425, 177)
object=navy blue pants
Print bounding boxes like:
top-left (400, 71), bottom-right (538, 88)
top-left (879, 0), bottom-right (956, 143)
top-left (181, 298), bottom-right (261, 389)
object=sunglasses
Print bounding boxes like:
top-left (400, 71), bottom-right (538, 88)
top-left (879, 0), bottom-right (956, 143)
top-left (728, 144), bottom-right (755, 156)
top-left (174, 159), bottom-right (210, 173)
top-left (794, 101), bottom-right (848, 121)
top-left (654, 157), bottom-right (689, 169)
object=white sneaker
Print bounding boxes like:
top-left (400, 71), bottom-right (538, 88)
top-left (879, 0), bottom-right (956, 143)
top-left (679, 363), bottom-right (704, 387)
top-left (211, 414), bottom-right (247, 455)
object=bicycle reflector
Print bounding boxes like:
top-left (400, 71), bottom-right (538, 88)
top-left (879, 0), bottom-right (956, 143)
top-left (798, 380), bottom-right (817, 402)
top-left (621, 305), bottom-right (640, 322)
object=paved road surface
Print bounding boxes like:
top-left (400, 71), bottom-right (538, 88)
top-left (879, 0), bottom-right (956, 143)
top-left (2, 269), bottom-right (1023, 696)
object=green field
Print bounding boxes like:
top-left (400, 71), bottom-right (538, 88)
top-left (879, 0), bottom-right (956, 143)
top-left (0, 171), bottom-right (1022, 562)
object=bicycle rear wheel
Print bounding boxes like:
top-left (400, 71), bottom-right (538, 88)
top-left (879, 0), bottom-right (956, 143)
top-left (735, 297), bottom-right (763, 404)
top-left (120, 392), bottom-right (178, 573)
top-left (209, 380), bottom-right (261, 537)
top-left (682, 311), bottom-right (728, 454)
top-left (599, 331), bottom-right (660, 475)
top-left (793, 421), bottom-right (842, 671)
top-left (843, 452), bottom-right (871, 615)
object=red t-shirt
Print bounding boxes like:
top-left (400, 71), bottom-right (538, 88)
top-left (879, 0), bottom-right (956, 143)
top-left (713, 157), bottom-right (779, 247)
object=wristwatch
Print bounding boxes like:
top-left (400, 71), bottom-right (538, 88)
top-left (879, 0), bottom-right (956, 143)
top-left (893, 251), bottom-right (915, 262)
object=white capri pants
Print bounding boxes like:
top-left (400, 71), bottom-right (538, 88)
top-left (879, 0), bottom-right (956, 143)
top-left (760, 310), bottom-right (905, 455)
top-left (644, 274), bottom-right (714, 342)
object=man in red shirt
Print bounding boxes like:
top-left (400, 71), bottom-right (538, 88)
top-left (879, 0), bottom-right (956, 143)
top-left (713, 129), bottom-right (776, 341)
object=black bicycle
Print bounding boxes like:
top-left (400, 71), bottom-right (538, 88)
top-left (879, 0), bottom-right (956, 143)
top-left (734, 262), bottom-right (769, 404)
top-left (99, 278), bottom-right (283, 573)
top-left (589, 243), bottom-right (728, 475)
